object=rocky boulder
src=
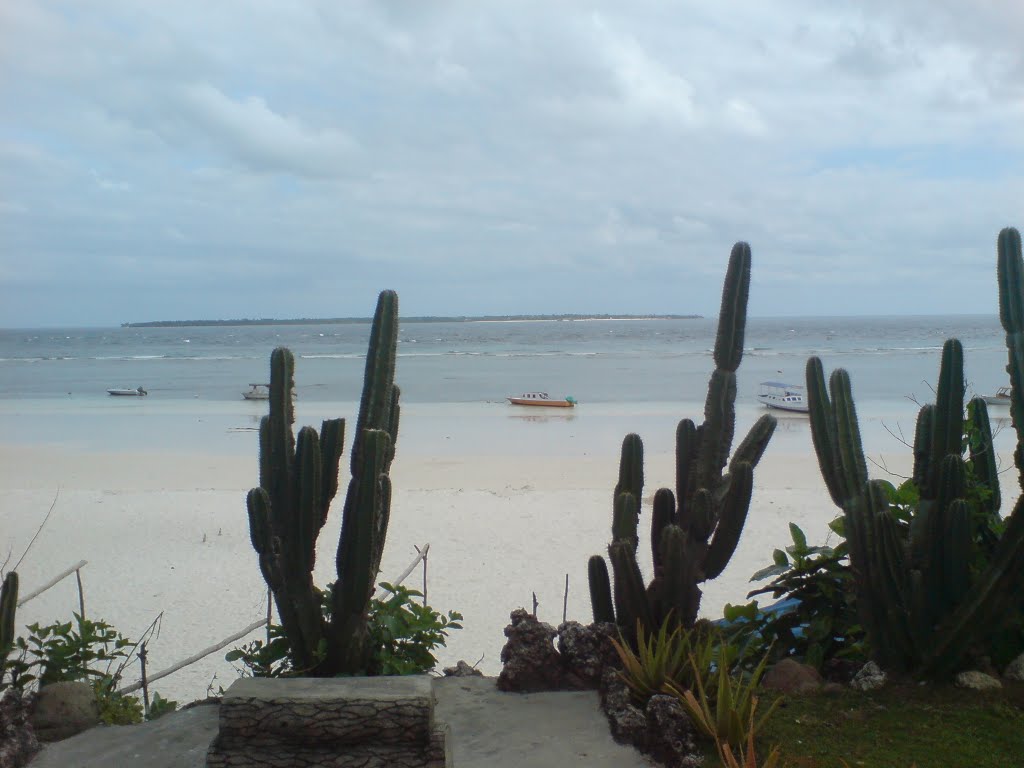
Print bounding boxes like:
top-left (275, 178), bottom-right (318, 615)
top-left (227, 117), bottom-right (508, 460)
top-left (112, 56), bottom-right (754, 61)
top-left (954, 670), bottom-right (1003, 691)
top-left (497, 610), bottom-right (565, 692)
top-left (850, 661), bottom-right (887, 692)
top-left (30, 681), bottom-right (100, 742)
top-left (1003, 652), bottom-right (1024, 683)
top-left (761, 658), bottom-right (823, 695)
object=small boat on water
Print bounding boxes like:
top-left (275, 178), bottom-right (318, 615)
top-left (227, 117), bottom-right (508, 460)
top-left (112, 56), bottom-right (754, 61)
top-left (243, 384), bottom-right (296, 401)
top-left (757, 382), bottom-right (808, 413)
top-left (243, 384), bottom-right (270, 401)
top-left (983, 386), bottom-right (1011, 406)
top-left (108, 387), bottom-right (147, 396)
top-left (507, 392), bottom-right (577, 408)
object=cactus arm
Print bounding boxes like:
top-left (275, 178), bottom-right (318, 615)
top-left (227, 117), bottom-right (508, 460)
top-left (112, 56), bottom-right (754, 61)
top-left (608, 540), bottom-right (652, 639)
top-left (703, 461), bottom-right (753, 580)
top-left (318, 418), bottom-right (345, 527)
top-left (966, 398), bottom-right (1000, 516)
top-left (351, 290), bottom-right (398, 474)
top-left (806, 357), bottom-right (845, 507)
top-left (615, 433), bottom-right (644, 516)
top-left (588, 556), bottom-right (616, 624)
top-left (612, 492), bottom-right (639, 548)
top-left (729, 413), bottom-right (777, 472)
top-left (675, 418), bottom-right (698, 519)
top-left (998, 227), bottom-right (1024, 486)
top-left (713, 242), bottom-right (751, 373)
top-left (932, 339), bottom-right (965, 467)
top-left (659, 524), bottom-right (700, 628)
top-left (911, 405), bottom-right (935, 493)
top-left (651, 488), bottom-right (676, 573)
top-left (1, 571), bottom-right (18, 670)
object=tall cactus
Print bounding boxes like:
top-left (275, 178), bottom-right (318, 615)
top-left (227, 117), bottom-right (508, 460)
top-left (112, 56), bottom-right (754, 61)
top-left (1, 571), bottom-right (18, 677)
top-left (247, 290), bottom-right (400, 675)
top-left (588, 243), bottom-right (777, 645)
top-left (805, 226), bottom-right (1024, 677)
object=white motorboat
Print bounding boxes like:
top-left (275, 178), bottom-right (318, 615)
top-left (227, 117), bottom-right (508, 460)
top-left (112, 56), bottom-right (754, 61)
top-left (507, 392), bottom-right (577, 408)
top-left (982, 386), bottom-right (1011, 406)
top-left (757, 382), bottom-right (808, 413)
top-left (107, 387), bottom-right (147, 396)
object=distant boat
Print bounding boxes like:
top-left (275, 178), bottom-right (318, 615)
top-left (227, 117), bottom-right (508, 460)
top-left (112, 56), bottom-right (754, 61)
top-left (507, 392), bottom-right (577, 408)
top-left (982, 386), bottom-right (1011, 406)
top-left (243, 384), bottom-right (296, 401)
top-left (108, 387), bottom-right (147, 397)
top-left (757, 382), bottom-right (807, 413)
top-left (243, 384), bottom-right (270, 401)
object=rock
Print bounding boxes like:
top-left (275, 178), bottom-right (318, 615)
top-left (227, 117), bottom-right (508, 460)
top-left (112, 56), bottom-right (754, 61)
top-left (497, 609), bottom-right (564, 692)
top-left (954, 670), bottom-right (1003, 691)
top-left (599, 668), bottom-right (647, 746)
top-left (850, 661), bottom-right (887, 692)
top-left (643, 694), bottom-right (701, 768)
top-left (442, 660), bottom-right (483, 677)
top-left (761, 658), bottom-right (823, 695)
top-left (1003, 652), bottom-right (1024, 682)
top-left (0, 689), bottom-right (39, 768)
top-left (557, 621), bottom-right (618, 689)
top-left (29, 682), bottom-right (99, 742)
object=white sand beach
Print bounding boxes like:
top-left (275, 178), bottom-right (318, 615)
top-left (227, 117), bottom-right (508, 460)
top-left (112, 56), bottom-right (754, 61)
top-left (1, 400), bottom-right (1019, 705)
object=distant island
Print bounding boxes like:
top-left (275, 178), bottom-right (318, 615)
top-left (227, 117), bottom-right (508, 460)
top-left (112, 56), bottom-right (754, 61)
top-left (121, 314), bottom-right (702, 328)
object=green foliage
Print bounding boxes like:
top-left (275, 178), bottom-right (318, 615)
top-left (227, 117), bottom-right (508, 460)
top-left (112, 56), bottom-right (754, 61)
top-left (368, 583), bottom-right (462, 675)
top-left (94, 677), bottom-right (143, 725)
top-left (226, 581), bottom-right (462, 678)
top-left (11, 614), bottom-right (134, 688)
top-left (146, 691), bottom-right (179, 721)
top-left (589, 243), bottom-right (777, 647)
top-left (667, 645), bottom-right (780, 753)
top-left (724, 521), bottom-right (865, 671)
top-left (247, 290), bottom-right (401, 676)
top-left (609, 617), bottom-right (719, 705)
top-left (1, 612), bottom-right (173, 726)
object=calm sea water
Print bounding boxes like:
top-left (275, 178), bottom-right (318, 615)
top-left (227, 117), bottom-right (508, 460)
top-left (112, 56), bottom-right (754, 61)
top-left (0, 315), bottom-right (1010, 405)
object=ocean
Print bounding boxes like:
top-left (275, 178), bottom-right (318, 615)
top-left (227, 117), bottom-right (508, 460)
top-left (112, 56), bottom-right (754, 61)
top-left (0, 313), bottom-right (1014, 461)
top-left (0, 314), bottom-right (1009, 403)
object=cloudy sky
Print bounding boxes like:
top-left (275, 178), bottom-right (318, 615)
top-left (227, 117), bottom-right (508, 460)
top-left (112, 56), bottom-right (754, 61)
top-left (2, 1), bottom-right (1023, 327)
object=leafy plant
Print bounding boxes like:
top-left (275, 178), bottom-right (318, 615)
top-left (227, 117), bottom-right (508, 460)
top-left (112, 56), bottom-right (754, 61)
top-left (609, 616), bottom-right (718, 705)
top-left (0, 572), bottom-right (18, 684)
top-left (12, 614), bottom-right (134, 688)
top-left (368, 583), bottom-right (462, 675)
top-left (146, 691), bottom-right (179, 721)
top-left (724, 520), bottom-right (865, 671)
top-left (713, 697), bottom-right (782, 768)
top-left (667, 648), bottom-right (780, 753)
top-left (94, 677), bottom-right (143, 725)
top-left (226, 581), bottom-right (462, 678)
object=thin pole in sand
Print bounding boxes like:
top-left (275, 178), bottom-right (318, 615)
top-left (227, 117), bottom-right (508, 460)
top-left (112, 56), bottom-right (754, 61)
top-left (17, 560), bottom-right (89, 607)
top-left (266, 589), bottom-right (272, 646)
top-left (75, 568), bottom-right (85, 618)
top-left (414, 544), bottom-right (429, 605)
top-left (532, 592), bottom-right (538, 618)
top-left (562, 574), bottom-right (569, 624)
top-left (138, 643), bottom-right (150, 715)
top-left (118, 618), bottom-right (268, 695)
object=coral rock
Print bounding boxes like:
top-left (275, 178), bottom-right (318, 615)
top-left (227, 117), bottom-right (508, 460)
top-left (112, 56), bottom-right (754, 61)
top-left (954, 670), bottom-right (1003, 691)
top-left (849, 661), bottom-right (887, 692)
top-left (496, 610), bottom-right (565, 692)
top-left (1003, 652), bottom-right (1024, 682)
top-left (643, 695), bottom-right (701, 768)
top-left (556, 621), bottom-right (618, 688)
top-left (0, 690), bottom-right (39, 768)
top-left (441, 661), bottom-right (482, 678)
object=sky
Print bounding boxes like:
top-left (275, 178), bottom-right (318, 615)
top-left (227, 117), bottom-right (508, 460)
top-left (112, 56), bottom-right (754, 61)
top-left (1, 1), bottom-right (1023, 327)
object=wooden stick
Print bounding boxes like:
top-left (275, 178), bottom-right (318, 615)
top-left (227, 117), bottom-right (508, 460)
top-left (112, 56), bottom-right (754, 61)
top-left (75, 568), bottom-right (85, 618)
top-left (117, 618), bottom-right (267, 695)
top-left (17, 560), bottom-right (88, 606)
top-left (562, 573), bottom-right (569, 624)
top-left (265, 589), bottom-right (272, 645)
top-left (373, 544), bottom-right (429, 599)
top-left (532, 592), bottom-right (538, 618)
top-left (139, 643), bottom-right (150, 714)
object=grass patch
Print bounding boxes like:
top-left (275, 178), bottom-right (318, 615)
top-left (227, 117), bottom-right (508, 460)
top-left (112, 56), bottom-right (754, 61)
top-left (698, 680), bottom-right (1024, 767)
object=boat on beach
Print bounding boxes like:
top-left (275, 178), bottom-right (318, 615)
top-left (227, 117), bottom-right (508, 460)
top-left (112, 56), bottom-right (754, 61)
top-left (507, 392), bottom-right (577, 408)
top-left (983, 386), bottom-right (1011, 406)
top-left (107, 387), bottom-right (147, 396)
top-left (757, 382), bottom-right (808, 413)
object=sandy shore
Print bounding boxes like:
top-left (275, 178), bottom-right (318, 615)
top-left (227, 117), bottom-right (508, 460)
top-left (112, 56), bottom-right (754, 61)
top-left (1, 403), bottom-right (1019, 705)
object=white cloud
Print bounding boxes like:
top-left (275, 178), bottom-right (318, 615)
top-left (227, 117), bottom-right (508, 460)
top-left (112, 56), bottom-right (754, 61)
top-left (0, 0), bottom-right (1022, 324)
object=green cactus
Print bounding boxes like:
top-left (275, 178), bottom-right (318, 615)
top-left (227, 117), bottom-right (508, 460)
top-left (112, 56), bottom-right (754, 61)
top-left (1, 571), bottom-right (18, 675)
top-left (805, 226), bottom-right (1024, 677)
top-left (588, 242), bottom-right (777, 645)
top-left (246, 290), bottom-right (400, 675)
